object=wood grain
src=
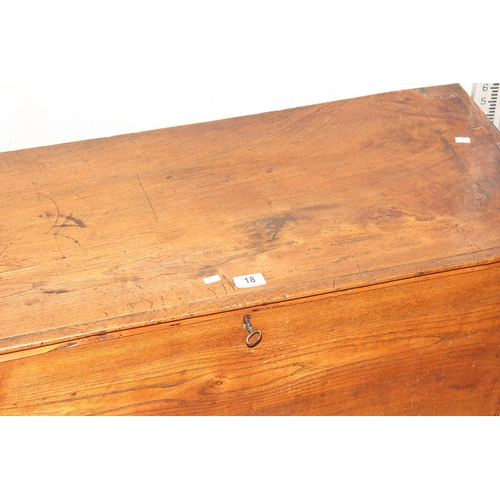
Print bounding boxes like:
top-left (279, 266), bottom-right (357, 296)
top-left (1, 83), bottom-right (500, 416)
top-left (1, 84), bottom-right (500, 354)
top-left (1, 264), bottom-right (499, 415)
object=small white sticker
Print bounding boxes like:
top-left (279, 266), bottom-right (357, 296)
top-left (233, 273), bottom-right (267, 288)
top-left (203, 275), bottom-right (221, 285)
top-left (455, 137), bottom-right (471, 143)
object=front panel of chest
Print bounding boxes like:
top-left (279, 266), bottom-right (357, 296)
top-left (1, 265), bottom-right (499, 415)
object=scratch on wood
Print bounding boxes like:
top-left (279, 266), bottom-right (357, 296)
top-left (357, 264), bottom-right (365, 277)
top-left (72, 190), bottom-right (84, 201)
top-left (58, 342), bottom-right (77, 349)
top-left (0, 265), bottom-right (37, 275)
top-left (136, 173), bottom-right (158, 224)
top-left (45, 195), bottom-right (61, 234)
top-left (222, 274), bottom-right (236, 292)
top-left (53, 234), bottom-right (66, 259)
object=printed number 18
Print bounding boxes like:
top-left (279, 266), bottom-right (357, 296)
top-left (244, 276), bottom-right (256, 283)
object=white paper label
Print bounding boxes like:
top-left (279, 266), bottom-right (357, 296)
top-left (203, 274), bottom-right (221, 285)
top-left (455, 137), bottom-right (471, 143)
top-left (233, 273), bottom-right (266, 288)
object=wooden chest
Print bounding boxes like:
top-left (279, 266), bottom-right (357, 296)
top-left (1, 84), bottom-right (499, 415)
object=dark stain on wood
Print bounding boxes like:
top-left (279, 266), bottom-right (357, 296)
top-left (59, 214), bottom-right (86, 228)
top-left (440, 135), bottom-right (467, 173)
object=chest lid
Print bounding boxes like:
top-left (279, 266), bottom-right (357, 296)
top-left (1, 84), bottom-right (500, 354)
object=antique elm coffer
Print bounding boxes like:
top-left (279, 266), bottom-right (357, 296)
top-left (1, 84), bottom-right (500, 415)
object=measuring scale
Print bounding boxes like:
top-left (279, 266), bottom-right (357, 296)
top-left (472, 83), bottom-right (499, 129)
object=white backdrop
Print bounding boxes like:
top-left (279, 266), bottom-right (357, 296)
top-left (0, 2), bottom-right (489, 154)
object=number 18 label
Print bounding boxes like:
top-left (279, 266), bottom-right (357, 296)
top-left (233, 273), bottom-right (267, 288)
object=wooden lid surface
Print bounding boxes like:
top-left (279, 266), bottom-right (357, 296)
top-left (1, 84), bottom-right (500, 353)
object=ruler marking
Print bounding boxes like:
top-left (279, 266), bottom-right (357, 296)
top-left (472, 83), bottom-right (500, 129)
